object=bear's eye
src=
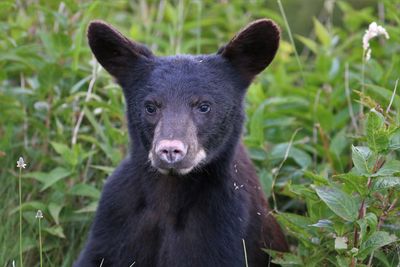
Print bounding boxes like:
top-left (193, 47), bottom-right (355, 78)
top-left (145, 104), bottom-right (157, 115)
top-left (197, 103), bottom-right (211, 113)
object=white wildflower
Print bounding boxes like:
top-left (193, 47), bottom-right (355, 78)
top-left (16, 157), bottom-right (27, 169)
top-left (362, 22), bottom-right (389, 61)
top-left (36, 210), bottom-right (43, 219)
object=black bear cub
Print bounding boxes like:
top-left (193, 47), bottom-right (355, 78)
top-left (75, 19), bottom-right (288, 267)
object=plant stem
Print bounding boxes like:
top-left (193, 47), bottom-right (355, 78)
top-left (276, 0), bottom-right (305, 85)
top-left (351, 156), bottom-right (385, 266)
top-left (271, 128), bottom-right (301, 211)
top-left (242, 239), bottom-right (249, 267)
top-left (19, 168), bottom-right (23, 267)
top-left (38, 217), bottom-right (43, 267)
top-left (360, 52), bottom-right (366, 118)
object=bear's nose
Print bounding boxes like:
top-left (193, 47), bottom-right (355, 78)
top-left (155, 140), bottom-right (187, 164)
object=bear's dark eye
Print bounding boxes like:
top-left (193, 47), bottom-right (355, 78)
top-left (145, 104), bottom-right (157, 115)
top-left (198, 103), bottom-right (211, 113)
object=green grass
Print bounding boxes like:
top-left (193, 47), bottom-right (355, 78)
top-left (0, 0), bottom-right (399, 266)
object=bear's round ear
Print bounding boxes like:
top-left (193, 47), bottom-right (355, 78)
top-left (218, 19), bottom-right (280, 81)
top-left (87, 20), bottom-right (154, 84)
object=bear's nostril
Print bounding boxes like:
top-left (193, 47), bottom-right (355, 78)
top-left (155, 140), bottom-right (187, 164)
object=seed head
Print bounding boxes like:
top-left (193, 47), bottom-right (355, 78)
top-left (16, 157), bottom-right (27, 169)
top-left (362, 22), bottom-right (389, 61)
top-left (36, 210), bottom-right (43, 219)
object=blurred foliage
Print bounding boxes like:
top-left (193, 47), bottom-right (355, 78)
top-left (0, 0), bottom-right (399, 266)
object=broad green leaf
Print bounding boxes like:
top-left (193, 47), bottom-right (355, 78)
top-left (75, 201), bottom-right (98, 213)
top-left (334, 236), bottom-right (348, 250)
top-left (289, 184), bottom-right (319, 200)
top-left (373, 250), bottom-right (393, 267)
top-left (314, 186), bottom-right (359, 221)
top-left (313, 17), bottom-right (330, 47)
top-left (357, 213), bottom-right (377, 243)
top-left (263, 249), bottom-right (303, 265)
top-left (246, 147), bottom-right (267, 161)
top-left (296, 35), bottom-right (318, 54)
top-left (50, 142), bottom-right (79, 167)
top-left (358, 231), bottom-right (398, 259)
top-left (334, 172), bottom-right (368, 196)
top-left (275, 213), bottom-right (315, 245)
top-left (306, 198), bottom-right (334, 222)
top-left (48, 203), bottom-right (63, 225)
top-left (270, 143), bottom-right (312, 168)
top-left (90, 165), bottom-right (115, 175)
top-left (373, 160), bottom-right (400, 177)
top-left (303, 171), bottom-right (328, 184)
top-left (373, 176), bottom-right (400, 190)
top-left (258, 169), bottom-right (273, 197)
top-left (9, 201), bottom-right (46, 215)
top-left (40, 167), bottom-right (71, 191)
top-left (51, 142), bottom-right (71, 156)
top-left (44, 225), bottom-right (66, 239)
top-left (366, 110), bottom-right (389, 153)
top-left (336, 256), bottom-right (350, 267)
top-left (351, 146), bottom-right (376, 175)
top-left (330, 128), bottom-right (348, 157)
top-left (69, 183), bottom-right (101, 199)
top-left (25, 167), bottom-right (72, 191)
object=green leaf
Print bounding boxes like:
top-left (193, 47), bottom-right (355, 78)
top-left (9, 201), bottom-right (46, 215)
top-left (296, 35), bottom-right (318, 54)
top-left (351, 146), bottom-right (376, 175)
top-left (366, 110), bottom-right (389, 153)
top-left (336, 256), bottom-right (350, 267)
top-left (69, 183), bottom-right (101, 199)
top-left (373, 160), bottom-right (400, 177)
top-left (373, 249), bottom-right (393, 267)
top-left (50, 142), bottom-right (79, 167)
top-left (258, 169), bottom-right (273, 198)
top-left (358, 231), bottom-right (398, 259)
top-left (313, 17), bottom-right (330, 47)
top-left (75, 201), bottom-right (98, 213)
top-left (334, 172), bottom-right (368, 196)
top-left (263, 249), bottom-right (303, 265)
top-left (90, 165), bottom-right (115, 175)
top-left (303, 171), bottom-right (328, 184)
top-left (24, 167), bottom-right (71, 191)
top-left (48, 203), bottom-right (63, 225)
top-left (289, 184), bottom-right (319, 201)
top-left (275, 213), bottom-right (315, 245)
top-left (44, 225), bottom-right (66, 239)
top-left (373, 176), bottom-right (400, 190)
top-left (357, 213), bottom-right (377, 243)
top-left (270, 143), bottom-right (312, 168)
top-left (314, 186), bottom-right (359, 222)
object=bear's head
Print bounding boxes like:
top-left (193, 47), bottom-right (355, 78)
top-left (87, 19), bottom-right (280, 176)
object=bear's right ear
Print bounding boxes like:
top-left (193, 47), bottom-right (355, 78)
top-left (87, 21), bottom-right (153, 83)
top-left (218, 19), bottom-right (280, 82)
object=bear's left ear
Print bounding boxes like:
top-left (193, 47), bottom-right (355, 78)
top-left (87, 20), bottom-right (154, 84)
top-left (218, 19), bottom-right (280, 81)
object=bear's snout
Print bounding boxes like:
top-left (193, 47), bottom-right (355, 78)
top-left (155, 139), bottom-right (188, 164)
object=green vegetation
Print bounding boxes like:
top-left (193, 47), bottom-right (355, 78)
top-left (0, 0), bottom-right (399, 266)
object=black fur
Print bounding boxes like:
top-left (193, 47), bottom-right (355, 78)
top-left (75, 19), bottom-right (288, 267)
